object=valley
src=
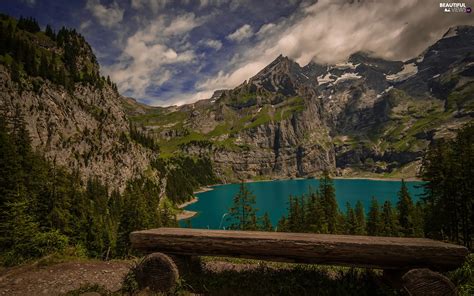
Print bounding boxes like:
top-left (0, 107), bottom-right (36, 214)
top-left (0, 7), bottom-right (473, 295)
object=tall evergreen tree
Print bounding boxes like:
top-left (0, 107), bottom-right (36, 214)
top-left (354, 200), bottom-right (366, 235)
top-left (344, 203), bottom-right (356, 235)
top-left (305, 190), bottom-right (327, 233)
top-left (397, 180), bottom-right (414, 236)
top-left (421, 123), bottom-right (473, 248)
top-left (380, 201), bottom-right (399, 236)
top-left (367, 196), bottom-right (381, 236)
top-left (227, 182), bottom-right (258, 230)
top-left (260, 212), bottom-right (273, 231)
top-left (45, 24), bottom-right (56, 40)
top-left (319, 171), bottom-right (340, 234)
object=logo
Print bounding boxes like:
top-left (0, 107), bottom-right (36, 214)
top-left (440, 2), bottom-right (472, 13)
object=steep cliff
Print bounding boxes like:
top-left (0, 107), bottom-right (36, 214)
top-left (0, 14), bottom-right (158, 190)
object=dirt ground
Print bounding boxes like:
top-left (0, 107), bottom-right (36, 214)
top-left (0, 260), bottom-right (131, 295)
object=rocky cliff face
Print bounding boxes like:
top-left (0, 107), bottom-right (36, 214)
top-left (130, 26), bottom-right (474, 181)
top-left (0, 15), bottom-right (160, 190)
top-left (0, 65), bottom-right (158, 190)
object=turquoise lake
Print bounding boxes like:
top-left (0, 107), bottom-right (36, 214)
top-left (180, 178), bottom-right (424, 230)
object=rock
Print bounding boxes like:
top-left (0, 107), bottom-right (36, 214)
top-left (0, 65), bottom-right (158, 192)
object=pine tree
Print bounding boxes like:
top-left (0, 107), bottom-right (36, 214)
top-left (305, 190), bottom-right (327, 233)
top-left (367, 196), bottom-right (381, 236)
top-left (380, 200), bottom-right (399, 236)
top-left (354, 200), bottom-right (366, 235)
top-left (397, 180), bottom-right (414, 236)
top-left (227, 182), bottom-right (258, 230)
top-left (344, 203), bottom-right (356, 235)
top-left (319, 171), bottom-right (339, 234)
top-left (45, 24), bottom-right (56, 40)
top-left (0, 115), bottom-right (22, 207)
top-left (421, 123), bottom-right (473, 248)
top-left (17, 16), bottom-right (40, 33)
top-left (260, 212), bottom-right (273, 231)
top-left (0, 200), bottom-right (41, 265)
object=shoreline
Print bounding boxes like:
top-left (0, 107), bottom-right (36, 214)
top-left (178, 196), bottom-right (199, 209)
top-left (244, 176), bottom-right (422, 183)
top-left (333, 176), bottom-right (422, 182)
top-left (175, 176), bottom-right (421, 221)
top-left (176, 210), bottom-right (197, 221)
top-left (176, 186), bottom-right (215, 221)
top-left (193, 186), bottom-right (214, 194)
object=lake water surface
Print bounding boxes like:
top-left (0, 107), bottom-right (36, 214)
top-left (181, 178), bottom-right (424, 229)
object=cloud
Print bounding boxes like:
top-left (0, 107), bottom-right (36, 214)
top-left (227, 24), bottom-right (253, 42)
top-left (86, 0), bottom-right (124, 28)
top-left (201, 39), bottom-right (222, 50)
top-left (131, 0), bottom-right (169, 14)
top-left (257, 0), bottom-right (474, 65)
top-left (256, 23), bottom-right (276, 37)
top-left (82, 0), bottom-right (474, 106)
top-left (79, 20), bottom-right (93, 31)
top-left (105, 14), bottom-right (202, 98)
top-left (183, 0), bottom-right (474, 106)
top-left (198, 0), bottom-right (242, 10)
top-left (197, 61), bottom-right (267, 90)
top-left (163, 13), bottom-right (202, 36)
top-left (20, 0), bottom-right (35, 7)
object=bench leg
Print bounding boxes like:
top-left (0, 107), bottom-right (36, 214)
top-left (135, 252), bottom-right (179, 292)
top-left (401, 269), bottom-right (457, 296)
top-left (383, 268), bottom-right (457, 295)
top-left (169, 254), bottom-right (202, 277)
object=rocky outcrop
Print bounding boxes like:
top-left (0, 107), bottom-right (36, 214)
top-left (0, 65), bottom-right (157, 190)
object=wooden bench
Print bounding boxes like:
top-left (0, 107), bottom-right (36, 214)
top-left (130, 228), bottom-right (469, 294)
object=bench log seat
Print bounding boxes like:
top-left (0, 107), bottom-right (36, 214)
top-left (130, 227), bottom-right (469, 294)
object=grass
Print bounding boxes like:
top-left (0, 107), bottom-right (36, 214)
top-left (448, 254), bottom-right (474, 296)
top-left (65, 255), bottom-right (474, 295)
top-left (126, 94), bottom-right (309, 157)
top-left (130, 110), bottom-right (187, 128)
top-left (447, 82), bottom-right (474, 111)
top-left (180, 258), bottom-right (395, 296)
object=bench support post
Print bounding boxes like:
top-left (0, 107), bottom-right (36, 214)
top-left (135, 252), bottom-right (179, 292)
top-left (384, 268), bottom-right (457, 296)
top-left (401, 269), bottom-right (457, 296)
top-left (169, 254), bottom-right (202, 277)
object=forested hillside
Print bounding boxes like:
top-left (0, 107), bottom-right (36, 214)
top-left (0, 14), bottom-right (218, 265)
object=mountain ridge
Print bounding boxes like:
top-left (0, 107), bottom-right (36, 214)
top-left (128, 25), bottom-right (474, 181)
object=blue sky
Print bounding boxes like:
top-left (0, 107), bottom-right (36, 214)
top-left (1, 0), bottom-right (473, 106)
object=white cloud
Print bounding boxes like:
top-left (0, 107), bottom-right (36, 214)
top-left (131, 0), bottom-right (168, 14)
top-left (227, 24), bottom-right (253, 42)
top-left (79, 20), bottom-right (93, 31)
top-left (163, 13), bottom-right (202, 36)
top-left (256, 23), bottom-right (276, 37)
top-left (201, 39), bottom-right (222, 51)
top-left (86, 0), bottom-right (124, 28)
top-left (105, 14), bottom-right (202, 98)
top-left (195, 61), bottom-right (267, 95)
top-left (183, 0), bottom-right (474, 107)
